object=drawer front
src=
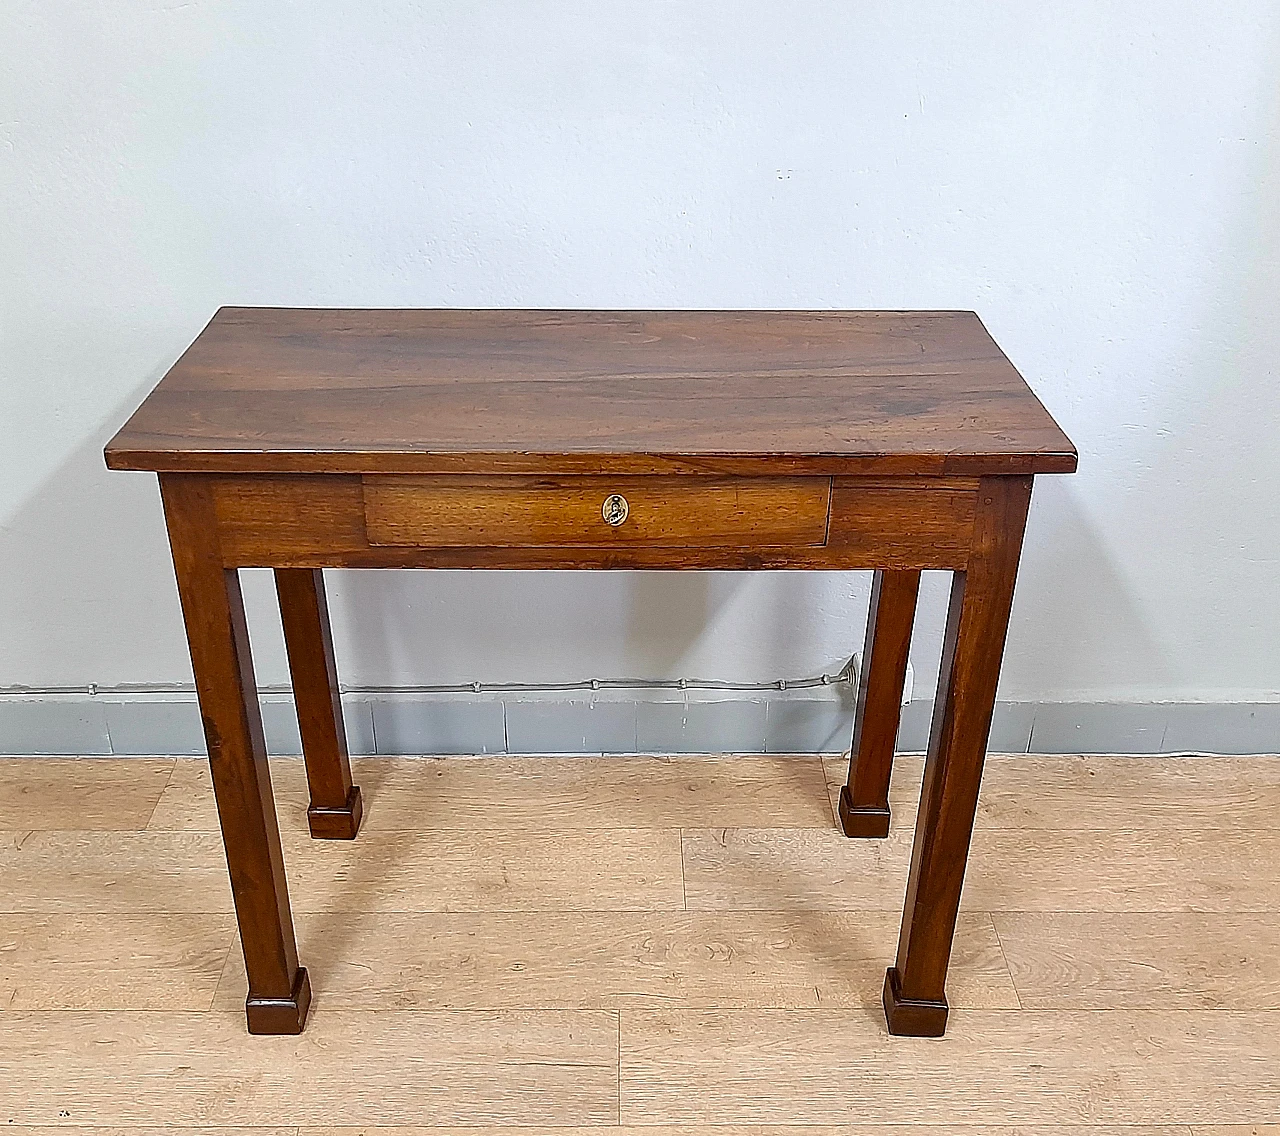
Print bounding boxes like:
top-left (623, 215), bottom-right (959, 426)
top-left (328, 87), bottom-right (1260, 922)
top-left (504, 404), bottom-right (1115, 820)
top-left (362, 476), bottom-right (831, 548)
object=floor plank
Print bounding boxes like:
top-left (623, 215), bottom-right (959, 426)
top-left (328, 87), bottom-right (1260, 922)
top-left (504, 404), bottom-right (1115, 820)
top-left (0, 913), bottom-right (234, 1010)
top-left (682, 826), bottom-right (1280, 912)
top-left (824, 753), bottom-right (1280, 831)
top-left (0, 758), bottom-right (174, 830)
top-left (3, 1131), bottom-right (297, 1136)
top-left (305, 1126), bottom-right (1193, 1135)
top-left (279, 827), bottom-right (684, 913)
top-left (1192, 1127), bottom-right (1280, 1135)
top-left (149, 755), bottom-right (834, 834)
top-left (620, 1008), bottom-right (1280, 1125)
top-left (974, 755), bottom-right (1280, 830)
top-left (146, 756), bottom-right (304, 834)
top-left (964, 828), bottom-right (1280, 912)
top-left (0, 830), bottom-right (235, 913)
top-left (682, 827), bottom-right (913, 911)
top-left (0, 1128), bottom-right (1197, 1136)
top-left (0, 1009), bottom-right (617, 1125)
top-left (212, 909), bottom-right (1016, 1012)
top-left (993, 912), bottom-right (1280, 1010)
top-left (0, 827), bottom-right (683, 914)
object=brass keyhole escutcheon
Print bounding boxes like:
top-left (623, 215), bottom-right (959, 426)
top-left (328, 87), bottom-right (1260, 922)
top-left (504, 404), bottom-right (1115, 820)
top-left (602, 493), bottom-right (629, 526)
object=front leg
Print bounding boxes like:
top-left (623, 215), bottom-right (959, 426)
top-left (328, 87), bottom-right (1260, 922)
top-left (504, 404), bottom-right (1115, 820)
top-left (162, 474), bottom-right (311, 1034)
top-left (884, 476), bottom-right (1032, 1037)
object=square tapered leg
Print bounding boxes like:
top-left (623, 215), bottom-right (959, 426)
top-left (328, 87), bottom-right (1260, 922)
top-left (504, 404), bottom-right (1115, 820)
top-left (886, 477), bottom-right (1031, 1037)
top-left (275, 567), bottom-right (363, 839)
top-left (162, 474), bottom-right (312, 1035)
top-left (840, 569), bottom-right (920, 838)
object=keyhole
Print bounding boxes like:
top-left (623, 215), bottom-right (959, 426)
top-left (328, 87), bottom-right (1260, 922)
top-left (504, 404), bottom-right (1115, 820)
top-left (602, 493), bottom-right (629, 526)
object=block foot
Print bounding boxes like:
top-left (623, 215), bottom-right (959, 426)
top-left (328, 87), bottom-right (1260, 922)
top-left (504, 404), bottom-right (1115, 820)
top-left (246, 966), bottom-right (312, 1035)
top-left (307, 784), bottom-right (363, 840)
top-left (838, 785), bottom-right (891, 838)
top-left (883, 966), bottom-right (948, 1037)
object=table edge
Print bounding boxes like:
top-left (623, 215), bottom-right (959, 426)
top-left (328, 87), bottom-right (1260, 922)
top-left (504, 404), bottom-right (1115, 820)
top-left (104, 445), bottom-right (1078, 477)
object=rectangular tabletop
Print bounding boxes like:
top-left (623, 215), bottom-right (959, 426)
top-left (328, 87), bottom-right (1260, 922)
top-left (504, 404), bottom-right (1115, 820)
top-left (105, 308), bottom-right (1076, 478)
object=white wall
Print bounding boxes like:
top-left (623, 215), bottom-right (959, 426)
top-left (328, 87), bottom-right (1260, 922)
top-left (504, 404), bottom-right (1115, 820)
top-left (3, 2), bottom-right (1278, 704)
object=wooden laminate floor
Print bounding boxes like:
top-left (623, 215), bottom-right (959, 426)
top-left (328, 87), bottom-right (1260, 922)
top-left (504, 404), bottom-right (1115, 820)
top-left (1, 751), bottom-right (1279, 1133)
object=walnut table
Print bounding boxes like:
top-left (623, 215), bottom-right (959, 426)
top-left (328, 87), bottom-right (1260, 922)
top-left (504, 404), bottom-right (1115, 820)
top-left (105, 308), bottom-right (1076, 1037)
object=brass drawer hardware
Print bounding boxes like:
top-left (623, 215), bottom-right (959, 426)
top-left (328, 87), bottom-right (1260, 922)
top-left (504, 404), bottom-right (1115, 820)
top-left (601, 493), bottom-right (629, 526)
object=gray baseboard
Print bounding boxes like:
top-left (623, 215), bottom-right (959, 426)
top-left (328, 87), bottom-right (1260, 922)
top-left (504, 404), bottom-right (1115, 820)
top-left (0, 690), bottom-right (1277, 756)
top-left (889, 699), bottom-right (1280, 755)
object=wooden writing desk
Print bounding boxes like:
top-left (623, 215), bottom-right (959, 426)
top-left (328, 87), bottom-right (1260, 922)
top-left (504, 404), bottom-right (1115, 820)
top-left (105, 308), bottom-right (1076, 1037)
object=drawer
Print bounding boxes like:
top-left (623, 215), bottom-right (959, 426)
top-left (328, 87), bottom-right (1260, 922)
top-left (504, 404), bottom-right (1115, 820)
top-left (362, 475), bottom-right (831, 548)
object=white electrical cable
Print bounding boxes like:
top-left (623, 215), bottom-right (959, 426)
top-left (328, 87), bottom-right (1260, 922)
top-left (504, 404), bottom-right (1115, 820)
top-left (0, 656), bottom-right (856, 699)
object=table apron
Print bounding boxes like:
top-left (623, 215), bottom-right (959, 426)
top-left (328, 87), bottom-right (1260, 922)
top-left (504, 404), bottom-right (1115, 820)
top-left (176, 472), bottom-right (983, 571)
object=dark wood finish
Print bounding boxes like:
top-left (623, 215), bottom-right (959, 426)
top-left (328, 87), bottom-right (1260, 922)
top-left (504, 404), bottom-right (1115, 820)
top-left (827, 479), bottom-right (977, 569)
top-left (274, 568), bottom-right (362, 840)
top-left (206, 474), bottom-right (979, 571)
top-left (885, 476), bottom-right (1033, 1037)
top-left (107, 309), bottom-right (1075, 1037)
top-left (363, 475), bottom-right (831, 548)
top-left (105, 309), bottom-right (1076, 478)
top-left (159, 473), bottom-right (311, 1033)
top-left (840, 569), bottom-right (921, 838)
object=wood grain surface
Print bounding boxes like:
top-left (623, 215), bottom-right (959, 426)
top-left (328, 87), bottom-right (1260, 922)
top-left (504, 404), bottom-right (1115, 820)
top-left (274, 567), bottom-right (361, 838)
top-left (0, 912), bottom-right (234, 1010)
top-left (0, 757), bottom-right (174, 829)
top-left (362, 475), bottom-right (831, 547)
top-left (206, 472), bottom-right (981, 569)
top-left (5, 752), bottom-right (1276, 1127)
top-left (822, 753), bottom-right (1280, 832)
top-left (680, 825), bottom-right (1280, 913)
top-left (148, 754), bottom-right (834, 834)
top-left (161, 472), bottom-right (310, 1031)
top-left (298, 1129), bottom-right (1193, 1136)
top-left (992, 911), bottom-right (1280, 1009)
top-left (840, 568), bottom-right (920, 835)
top-left (104, 308), bottom-right (1076, 477)
top-left (0, 1009), bottom-right (618, 1126)
top-left (210, 909), bottom-right (1017, 1012)
top-left (619, 1007), bottom-right (1280, 1125)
